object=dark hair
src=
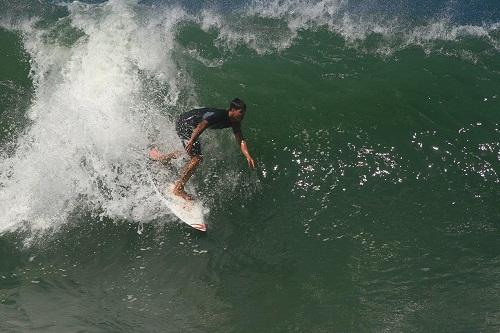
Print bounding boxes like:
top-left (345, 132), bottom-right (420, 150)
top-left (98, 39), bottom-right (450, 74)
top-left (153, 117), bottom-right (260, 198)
top-left (230, 98), bottom-right (246, 112)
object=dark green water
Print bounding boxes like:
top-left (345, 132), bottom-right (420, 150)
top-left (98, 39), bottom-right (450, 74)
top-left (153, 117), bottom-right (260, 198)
top-left (1, 0), bottom-right (499, 332)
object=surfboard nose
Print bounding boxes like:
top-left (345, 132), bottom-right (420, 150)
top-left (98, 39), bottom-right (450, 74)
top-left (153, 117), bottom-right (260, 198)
top-left (191, 223), bottom-right (207, 232)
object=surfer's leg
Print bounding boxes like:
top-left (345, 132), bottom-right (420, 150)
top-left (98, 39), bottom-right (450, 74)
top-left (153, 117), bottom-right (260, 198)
top-left (173, 154), bottom-right (202, 201)
top-left (149, 146), bottom-right (182, 164)
top-left (173, 123), bottom-right (202, 200)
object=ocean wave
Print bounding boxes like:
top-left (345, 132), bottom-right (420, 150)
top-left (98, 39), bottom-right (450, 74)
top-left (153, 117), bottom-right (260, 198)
top-left (240, 0), bottom-right (500, 55)
top-left (0, 0), bottom-right (498, 235)
top-left (0, 0), bottom-right (194, 234)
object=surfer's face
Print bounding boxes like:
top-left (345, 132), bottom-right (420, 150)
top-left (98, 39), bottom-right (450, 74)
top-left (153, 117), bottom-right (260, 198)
top-left (230, 108), bottom-right (245, 121)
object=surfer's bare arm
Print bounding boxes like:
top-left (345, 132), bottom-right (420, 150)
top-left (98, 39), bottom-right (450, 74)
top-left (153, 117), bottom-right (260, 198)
top-left (235, 132), bottom-right (255, 169)
top-left (186, 120), bottom-right (209, 155)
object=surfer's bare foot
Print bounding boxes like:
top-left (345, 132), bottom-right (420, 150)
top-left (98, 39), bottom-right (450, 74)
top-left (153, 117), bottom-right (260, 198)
top-left (149, 147), bottom-right (182, 164)
top-left (173, 187), bottom-right (193, 201)
top-left (148, 146), bottom-right (163, 161)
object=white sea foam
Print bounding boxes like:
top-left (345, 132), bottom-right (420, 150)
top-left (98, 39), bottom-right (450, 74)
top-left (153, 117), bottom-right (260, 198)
top-left (198, 9), bottom-right (296, 54)
top-left (241, 0), bottom-right (500, 55)
top-left (0, 0), bottom-right (192, 234)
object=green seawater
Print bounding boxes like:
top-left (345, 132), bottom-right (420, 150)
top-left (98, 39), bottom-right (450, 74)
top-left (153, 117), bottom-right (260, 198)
top-left (1, 1), bottom-right (500, 332)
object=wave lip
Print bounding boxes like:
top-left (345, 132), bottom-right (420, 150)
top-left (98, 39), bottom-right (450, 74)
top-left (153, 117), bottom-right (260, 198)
top-left (238, 0), bottom-right (500, 55)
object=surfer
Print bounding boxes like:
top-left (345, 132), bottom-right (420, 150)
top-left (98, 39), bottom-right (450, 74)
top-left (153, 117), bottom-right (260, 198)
top-left (149, 98), bottom-right (256, 200)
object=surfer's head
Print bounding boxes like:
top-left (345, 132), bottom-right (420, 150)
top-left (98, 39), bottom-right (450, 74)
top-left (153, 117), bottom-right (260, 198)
top-left (229, 98), bottom-right (246, 121)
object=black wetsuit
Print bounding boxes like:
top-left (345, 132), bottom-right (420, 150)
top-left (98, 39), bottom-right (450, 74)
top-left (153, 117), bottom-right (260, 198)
top-left (175, 108), bottom-right (242, 156)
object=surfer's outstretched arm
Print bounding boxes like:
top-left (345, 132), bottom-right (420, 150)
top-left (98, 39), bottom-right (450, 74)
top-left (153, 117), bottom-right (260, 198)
top-left (241, 140), bottom-right (256, 169)
top-left (234, 132), bottom-right (255, 169)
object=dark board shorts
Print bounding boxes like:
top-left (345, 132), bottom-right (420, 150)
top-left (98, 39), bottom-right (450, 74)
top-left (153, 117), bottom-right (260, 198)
top-left (175, 118), bottom-right (202, 156)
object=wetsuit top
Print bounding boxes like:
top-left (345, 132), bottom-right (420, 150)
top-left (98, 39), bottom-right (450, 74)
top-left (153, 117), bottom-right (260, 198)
top-left (177, 108), bottom-right (242, 136)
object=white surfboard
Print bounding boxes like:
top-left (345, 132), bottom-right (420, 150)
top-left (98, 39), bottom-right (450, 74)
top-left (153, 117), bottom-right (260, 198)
top-left (146, 170), bottom-right (207, 232)
top-left (162, 184), bottom-right (207, 232)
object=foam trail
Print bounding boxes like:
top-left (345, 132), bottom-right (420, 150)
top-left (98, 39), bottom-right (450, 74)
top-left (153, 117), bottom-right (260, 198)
top-left (0, 1), bottom-right (189, 234)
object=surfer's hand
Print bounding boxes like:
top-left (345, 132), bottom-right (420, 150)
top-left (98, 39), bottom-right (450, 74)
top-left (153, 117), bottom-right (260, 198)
top-left (247, 156), bottom-right (256, 169)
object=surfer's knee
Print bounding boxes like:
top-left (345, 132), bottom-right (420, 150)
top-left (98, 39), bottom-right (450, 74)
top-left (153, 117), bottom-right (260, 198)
top-left (192, 155), bottom-right (203, 163)
top-left (187, 154), bottom-right (202, 167)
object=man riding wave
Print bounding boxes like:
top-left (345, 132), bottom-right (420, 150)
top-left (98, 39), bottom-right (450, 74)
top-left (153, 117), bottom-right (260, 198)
top-left (149, 98), bottom-right (255, 200)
